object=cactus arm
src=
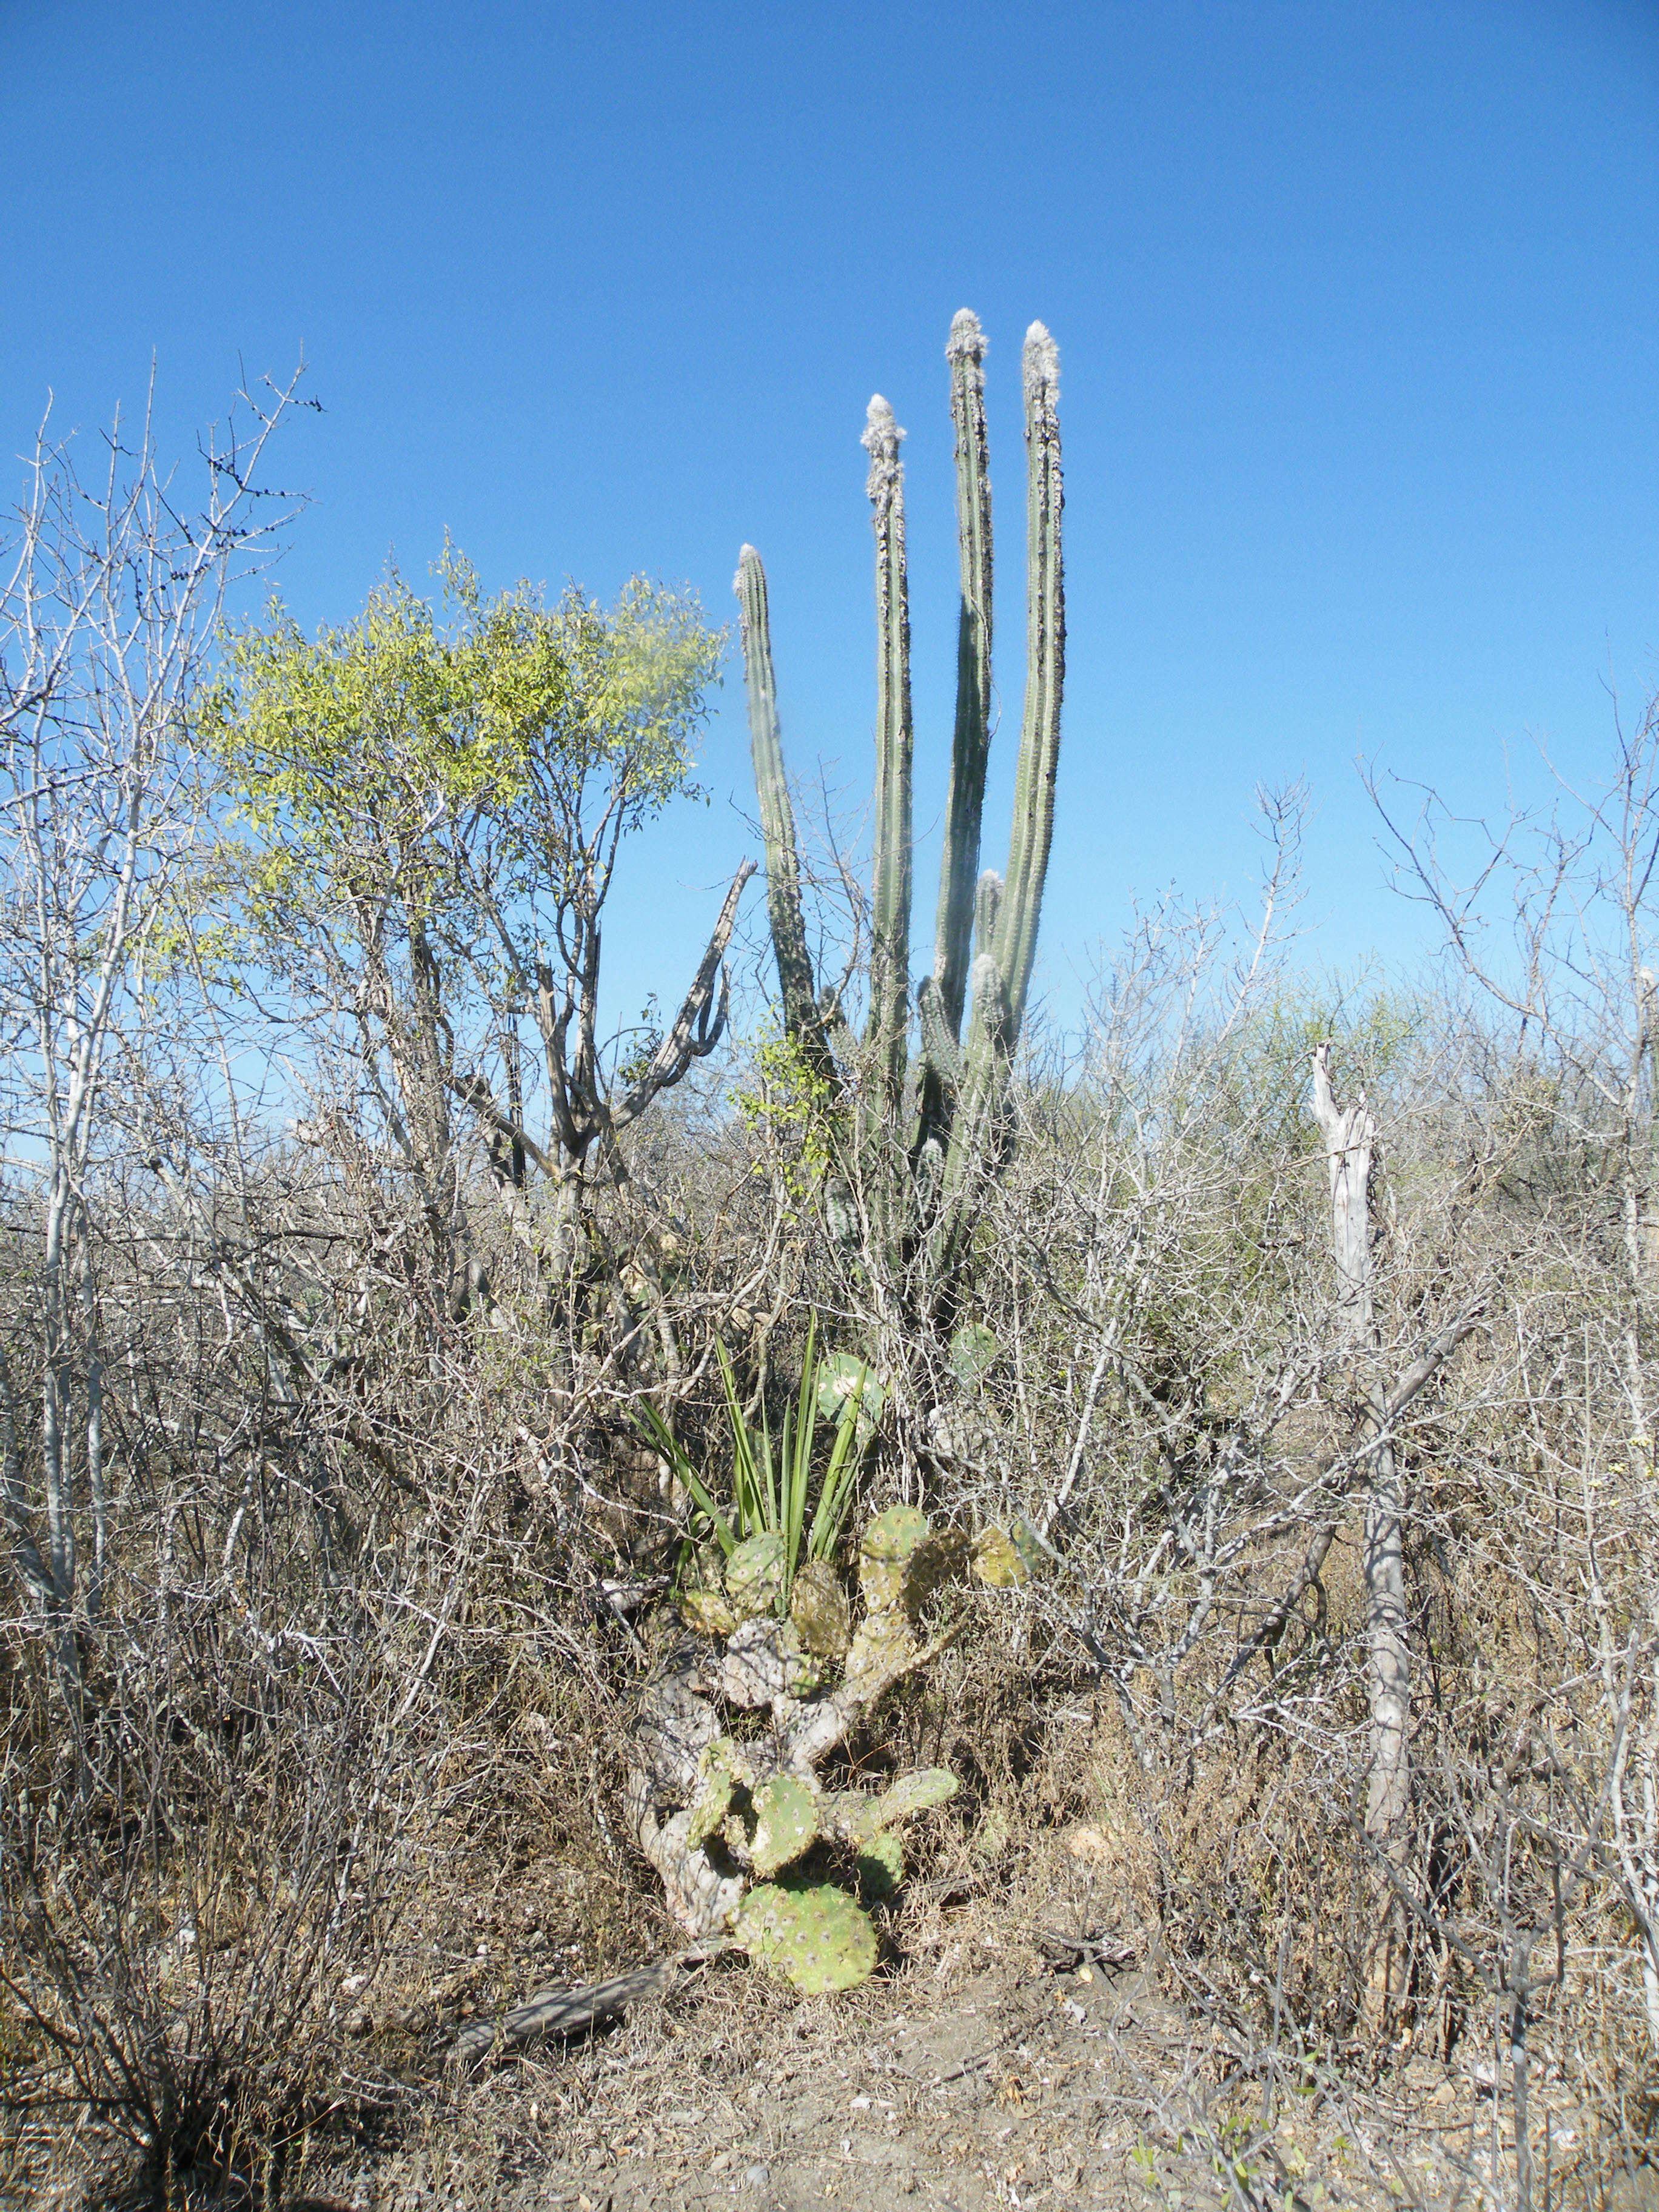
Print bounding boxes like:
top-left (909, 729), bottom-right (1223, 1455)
top-left (933, 309), bottom-right (995, 1042)
top-left (734, 546), bottom-right (836, 1081)
top-left (915, 975), bottom-right (964, 1098)
top-left (860, 397), bottom-right (914, 1124)
top-left (991, 324), bottom-right (1065, 1042)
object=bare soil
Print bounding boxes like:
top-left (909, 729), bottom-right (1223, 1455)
top-left (290, 1856), bottom-right (1622, 2212)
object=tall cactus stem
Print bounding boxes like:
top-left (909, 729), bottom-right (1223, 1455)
top-left (992, 324), bottom-right (1065, 1039)
top-left (974, 870), bottom-right (1003, 964)
top-left (860, 397), bottom-right (913, 1126)
top-left (933, 310), bottom-right (994, 1043)
top-left (926, 327), bottom-right (1063, 1299)
top-left (735, 546), bottom-right (835, 1083)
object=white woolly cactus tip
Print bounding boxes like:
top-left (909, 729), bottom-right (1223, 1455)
top-left (733, 544), bottom-right (761, 598)
top-left (946, 308), bottom-right (987, 363)
top-left (860, 395), bottom-right (905, 456)
top-left (1022, 321), bottom-right (1060, 400)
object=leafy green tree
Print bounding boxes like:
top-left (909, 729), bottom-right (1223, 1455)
top-left (207, 550), bottom-right (749, 1298)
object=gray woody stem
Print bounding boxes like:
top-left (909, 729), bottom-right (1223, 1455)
top-left (1311, 1042), bottom-right (1409, 1845)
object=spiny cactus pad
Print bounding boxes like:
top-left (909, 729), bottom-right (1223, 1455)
top-left (749, 1774), bottom-right (819, 1877)
top-left (678, 1583), bottom-right (740, 1637)
top-left (859, 1505), bottom-right (930, 1612)
top-left (971, 1525), bottom-right (1028, 1588)
top-left (725, 1531), bottom-right (786, 1620)
top-left (856, 1829), bottom-right (905, 1898)
top-left (789, 1559), bottom-right (852, 1660)
top-left (861, 1504), bottom-right (930, 1563)
top-left (734, 1879), bottom-right (879, 1994)
top-left (875, 1766), bottom-right (959, 1822)
top-left (685, 1762), bottom-right (737, 1851)
top-left (841, 1609), bottom-right (919, 1703)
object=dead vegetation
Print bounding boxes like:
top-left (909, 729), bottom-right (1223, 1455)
top-left (2, 373), bottom-right (1658, 2212)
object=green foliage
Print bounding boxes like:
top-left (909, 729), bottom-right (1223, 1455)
top-left (949, 1320), bottom-right (999, 1386)
top-left (733, 1028), bottom-right (839, 1199)
top-left (855, 1829), bottom-right (905, 1899)
top-left (640, 1316), bottom-right (871, 1606)
top-left (203, 545), bottom-right (723, 1030)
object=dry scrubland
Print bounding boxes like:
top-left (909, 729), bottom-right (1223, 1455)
top-left (2, 336), bottom-right (1658, 2211)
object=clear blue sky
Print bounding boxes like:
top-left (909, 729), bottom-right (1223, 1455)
top-left (5, 1), bottom-right (1658, 1037)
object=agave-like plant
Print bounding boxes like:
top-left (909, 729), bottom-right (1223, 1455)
top-left (636, 1318), bottom-right (873, 1610)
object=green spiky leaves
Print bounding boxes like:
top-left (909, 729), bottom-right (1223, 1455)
top-left (856, 1830), bottom-right (905, 1899)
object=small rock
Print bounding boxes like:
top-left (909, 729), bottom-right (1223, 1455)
top-left (745, 2163), bottom-right (770, 2191)
top-left (709, 2150), bottom-right (733, 2174)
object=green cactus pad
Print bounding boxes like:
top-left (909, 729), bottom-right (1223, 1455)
top-left (859, 1506), bottom-right (930, 1613)
top-left (734, 1879), bottom-right (879, 1994)
top-left (860, 1505), bottom-right (930, 1563)
top-left (725, 1530), bottom-right (786, 1620)
top-left (685, 1762), bottom-right (737, 1850)
top-left (816, 1353), bottom-right (883, 1441)
top-left (677, 1583), bottom-right (739, 1637)
top-left (950, 1321), bottom-right (1000, 1385)
top-left (876, 1766), bottom-right (959, 1822)
top-left (1011, 1518), bottom-right (1046, 1577)
top-left (749, 1774), bottom-right (819, 1877)
top-left (970, 1526), bottom-right (1028, 1588)
top-left (842, 1610), bottom-right (919, 1702)
top-left (789, 1560), bottom-right (852, 1660)
top-left (856, 1829), bottom-right (905, 1899)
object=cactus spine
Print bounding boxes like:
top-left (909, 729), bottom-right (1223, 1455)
top-left (736, 312), bottom-right (1065, 1306)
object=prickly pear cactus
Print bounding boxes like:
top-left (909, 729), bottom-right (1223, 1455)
top-left (858, 1505), bottom-right (930, 1613)
top-left (630, 1501), bottom-right (991, 1981)
top-left (750, 1774), bottom-right (819, 1877)
top-left (789, 1558), bottom-right (852, 1659)
top-left (734, 1878), bottom-right (879, 1994)
top-left (725, 1530), bottom-right (786, 1620)
top-left (971, 1524), bottom-right (1028, 1588)
top-left (841, 1607), bottom-right (919, 1704)
top-left (685, 1761), bottom-right (737, 1850)
top-left (856, 1829), bottom-right (905, 1899)
top-left (872, 1765), bottom-right (959, 1822)
top-left (677, 1545), bottom-right (739, 1635)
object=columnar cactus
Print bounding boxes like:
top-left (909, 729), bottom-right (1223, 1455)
top-left (733, 313), bottom-right (1066, 1305)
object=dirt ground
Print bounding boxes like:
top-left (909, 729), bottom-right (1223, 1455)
top-left (287, 1852), bottom-right (1627, 2212)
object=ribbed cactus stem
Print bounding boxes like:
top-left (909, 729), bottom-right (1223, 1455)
top-left (992, 324), bottom-right (1065, 1039)
top-left (933, 310), bottom-right (994, 1043)
top-left (860, 397), bottom-right (913, 1123)
top-left (974, 869), bottom-right (1002, 963)
top-left (734, 546), bottom-right (833, 1080)
top-left (926, 325), bottom-right (1063, 1296)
